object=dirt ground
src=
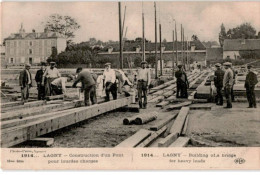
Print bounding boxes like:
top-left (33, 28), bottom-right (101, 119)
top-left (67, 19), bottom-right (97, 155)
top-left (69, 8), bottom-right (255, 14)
top-left (187, 102), bottom-right (260, 147)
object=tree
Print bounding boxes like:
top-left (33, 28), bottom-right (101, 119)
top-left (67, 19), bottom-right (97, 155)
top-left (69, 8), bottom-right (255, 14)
top-left (146, 56), bottom-right (156, 68)
top-left (219, 23), bottom-right (227, 47)
top-left (226, 23), bottom-right (256, 39)
top-left (191, 35), bottom-right (199, 41)
top-left (163, 38), bottom-right (167, 43)
top-left (43, 14), bottom-right (80, 42)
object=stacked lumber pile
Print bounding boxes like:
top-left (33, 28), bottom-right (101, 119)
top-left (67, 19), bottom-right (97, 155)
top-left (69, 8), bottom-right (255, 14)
top-left (1, 97), bottom-right (132, 147)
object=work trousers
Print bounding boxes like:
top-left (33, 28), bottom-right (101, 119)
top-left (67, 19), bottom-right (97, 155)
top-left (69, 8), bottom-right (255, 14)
top-left (176, 81), bottom-right (182, 98)
top-left (84, 85), bottom-right (97, 106)
top-left (224, 86), bottom-right (232, 108)
top-left (45, 78), bottom-right (56, 96)
top-left (246, 86), bottom-right (256, 108)
top-left (231, 85), bottom-right (235, 102)
top-left (215, 86), bottom-right (223, 105)
top-left (105, 82), bottom-right (117, 101)
top-left (21, 84), bottom-right (30, 102)
top-left (176, 81), bottom-right (188, 98)
top-left (137, 81), bottom-right (148, 108)
top-left (51, 84), bottom-right (63, 95)
top-left (37, 84), bottom-right (45, 100)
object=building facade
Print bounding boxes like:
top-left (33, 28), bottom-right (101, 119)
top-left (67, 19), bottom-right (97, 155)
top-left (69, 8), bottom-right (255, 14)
top-left (4, 24), bottom-right (66, 65)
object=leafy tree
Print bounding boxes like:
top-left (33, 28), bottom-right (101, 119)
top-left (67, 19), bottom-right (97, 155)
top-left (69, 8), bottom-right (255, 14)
top-left (43, 14), bottom-right (80, 42)
top-left (191, 35), bottom-right (199, 41)
top-left (226, 23), bottom-right (256, 39)
top-left (219, 23), bottom-right (227, 47)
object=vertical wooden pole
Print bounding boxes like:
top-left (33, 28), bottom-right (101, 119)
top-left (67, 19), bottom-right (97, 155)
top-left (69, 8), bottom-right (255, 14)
top-left (181, 24), bottom-right (183, 65)
top-left (142, 8), bottom-right (145, 61)
top-left (175, 22), bottom-right (178, 66)
top-left (154, 2), bottom-right (158, 79)
top-left (159, 24), bottom-right (163, 76)
top-left (118, 2), bottom-right (123, 69)
top-left (172, 30), bottom-right (175, 76)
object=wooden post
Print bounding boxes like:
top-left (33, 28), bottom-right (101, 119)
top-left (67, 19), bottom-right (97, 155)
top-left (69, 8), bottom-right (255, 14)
top-left (175, 21), bottom-right (178, 66)
top-left (118, 2), bottom-right (123, 69)
top-left (159, 23), bottom-right (163, 76)
top-left (181, 24), bottom-right (183, 65)
top-left (154, 2), bottom-right (158, 79)
top-left (172, 30), bottom-right (175, 76)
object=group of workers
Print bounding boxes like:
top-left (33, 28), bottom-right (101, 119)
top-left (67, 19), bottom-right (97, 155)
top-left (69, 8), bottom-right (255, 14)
top-left (19, 60), bottom-right (258, 109)
top-left (214, 62), bottom-right (258, 108)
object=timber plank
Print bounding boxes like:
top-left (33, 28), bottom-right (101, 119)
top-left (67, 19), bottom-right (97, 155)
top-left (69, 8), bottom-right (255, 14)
top-left (1, 97), bottom-right (131, 147)
top-left (28, 138), bottom-right (54, 147)
top-left (1, 100), bottom-right (47, 113)
top-left (136, 126), bottom-right (167, 147)
top-left (1, 101), bottom-right (23, 108)
top-left (150, 114), bottom-right (177, 131)
top-left (169, 107), bottom-right (189, 135)
top-left (166, 101), bottom-right (192, 110)
top-left (158, 132), bottom-right (178, 147)
top-left (169, 137), bottom-right (190, 147)
top-left (181, 115), bottom-right (190, 136)
top-left (116, 129), bottom-right (152, 147)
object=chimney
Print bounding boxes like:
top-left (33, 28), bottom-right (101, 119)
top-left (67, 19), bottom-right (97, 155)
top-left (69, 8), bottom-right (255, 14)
top-left (191, 44), bottom-right (196, 52)
top-left (136, 45), bottom-right (141, 53)
top-left (108, 46), bottom-right (113, 54)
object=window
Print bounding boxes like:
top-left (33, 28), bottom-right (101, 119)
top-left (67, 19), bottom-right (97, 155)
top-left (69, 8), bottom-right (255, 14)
top-left (29, 49), bottom-right (33, 54)
top-left (10, 58), bottom-right (14, 63)
top-left (30, 41), bottom-right (33, 46)
top-left (29, 57), bottom-right (33, 64)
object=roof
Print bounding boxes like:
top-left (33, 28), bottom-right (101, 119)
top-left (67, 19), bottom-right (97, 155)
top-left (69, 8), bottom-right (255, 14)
top-left (100, 40), bottom-right (206, 52)
top-left (223, 39), bottom-right (260, 51)
top-left (4, 32), bottom-right (66, 40)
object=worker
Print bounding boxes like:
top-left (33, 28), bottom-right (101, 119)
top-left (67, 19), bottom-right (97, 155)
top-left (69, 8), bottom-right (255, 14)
top-left (19, 63), bottom-right (32, 103)
top-left (175, 65), bottom-right (189, 98)
top-left (230, 63), bottom-right (237, 102)
top-left (137, 61), bottom-right (151, 109)
top-left (50, 75), bottom-right (73, 95)
top-left (223, 62), bottom-right (234, 108)
top-left (42, 61), bottom-right (61, 96)
top-left (103, 63), bottom-right (117, 101)
top-left (35, 62), bottom-right (47, 100)
top-left (214, 63), bottom-right (225, 106)
top-left (115, 70), bottom-right (124, 94)
top-left (245, 65), bottom-right (258, 108)
top-left (72, 67), bottom-right (97, 106)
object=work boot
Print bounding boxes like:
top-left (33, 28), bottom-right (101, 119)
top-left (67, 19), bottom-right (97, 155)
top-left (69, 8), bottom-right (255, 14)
top-left (139, 102), bottom-right (143, 109)
top-left (143, 104), bottom-right (147, 109)
top-left (247, 106), bottom-right (253, 108)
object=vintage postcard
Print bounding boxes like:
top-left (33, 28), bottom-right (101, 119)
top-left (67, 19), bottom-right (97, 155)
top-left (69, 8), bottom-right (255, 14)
top-left (0, 1), bottom-right (260, 170)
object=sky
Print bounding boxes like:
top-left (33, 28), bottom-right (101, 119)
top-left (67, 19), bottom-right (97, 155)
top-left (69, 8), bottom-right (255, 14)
top-left (1, 1), bottom-right (260, 44)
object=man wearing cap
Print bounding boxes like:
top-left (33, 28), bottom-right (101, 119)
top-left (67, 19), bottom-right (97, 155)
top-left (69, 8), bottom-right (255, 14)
top-left (42, 62), bottom-right (61, 96)
top-left (35, 62), bottom-right (47, 100)
top-left (19, 63), bottom-right (32, 103)
top-left (136, 61), bottom-right (151, 109)
top-left (223, 62), bottom-right (234, 108)
top-left (245, 65), bottom-right (258, 108)
top-left (230, 63), bottom-right (237, 102)
top-left (103, 63), bottom-right (117, 101)
top-left (51, 75), bottom-right (73, 95)
top-left (214, 63), bottom-right (225, 105)
top-left (175, 65), bottom-right (189, 98)
top-left (72, 67), bottom-right (97, 106)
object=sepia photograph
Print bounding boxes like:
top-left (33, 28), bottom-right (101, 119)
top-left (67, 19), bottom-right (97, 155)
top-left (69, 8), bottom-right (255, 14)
top-left (0, 0), bottom-right (260, 170)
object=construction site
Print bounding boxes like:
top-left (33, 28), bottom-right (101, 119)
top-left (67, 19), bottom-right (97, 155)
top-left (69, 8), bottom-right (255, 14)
top-left (1, 2), bottom-right (260, 149)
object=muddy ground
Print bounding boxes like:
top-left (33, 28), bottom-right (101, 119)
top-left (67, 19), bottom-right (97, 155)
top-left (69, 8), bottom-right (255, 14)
top-left (15, 100), bottom-right (260, 148)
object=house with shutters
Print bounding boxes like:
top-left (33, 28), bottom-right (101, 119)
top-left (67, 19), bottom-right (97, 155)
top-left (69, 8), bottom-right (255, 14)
top-left (4, 24), bottom-right (66, 65)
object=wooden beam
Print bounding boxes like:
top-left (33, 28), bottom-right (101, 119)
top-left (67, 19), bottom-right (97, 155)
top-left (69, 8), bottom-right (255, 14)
top-left (169, 137), bottom-right (190, 147)
top-left (150, 113), bottom-right (177, 131)
top-left (181, 115), bottom-right (189, 136)
top-left (158, 132), bottom-right (178, 147)
top-left (116, 129), bottom-right (151, 147)
top-left (166, 101), bottom-right (191, 110)
top-left (1, 100), bottom-right (47, 113)
top-left (1, 100), bottom-right (82, 121)
top-left (1, 101), bottom-right (23, 108)
top-left (169, 107), bottom-right (189, 135)
top-left (27, 138), bottom-right (54, 147)
top-left (136, 126), bottom-right (167, 147)
top-left (156, 101), bottom-right (169, 107)
top-left (1, 97), bottom-right (132, 147)
top-left (135, 112), bottom-right (158, 125)
top-left (189, 106), bottom-right (212, 110)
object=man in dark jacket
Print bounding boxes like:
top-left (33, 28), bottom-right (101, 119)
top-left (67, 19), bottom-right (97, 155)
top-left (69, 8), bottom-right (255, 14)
top-left (175, 65), bottom-right (189, 98)
top-left (19, 63), bottom-right (32, 103)
top-left (72, 67), bottom-right (97, 106)
top-left (214, 63), bottom-right (225, 105)
top-left (35, 62), bottom-right (47, 100)
top-left (245, 65), bottom-right (258, 108)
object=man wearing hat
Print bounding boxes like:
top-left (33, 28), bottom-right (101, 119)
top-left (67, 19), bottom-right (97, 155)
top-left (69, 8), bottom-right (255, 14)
top-left (103, 63), bottom-right (117, 101)
top-left (223, 62), bottom-right (234, 108)
top-left (35, 62), bottom-right (47, 100)
top-left (214, 63), bottom-right (225, 105)
top-left (19, 63), bottom-right (32, 103)
top-left (245, 65), bottom-right (258, 108)
top-left (137, 61), bottom-right (151, 109)
top-left (72, 67), bottom-right (97, 106)
top-left (175, 64), bottom-right (189, 98)
top-left (42, 61), bottom-right (61, 96)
